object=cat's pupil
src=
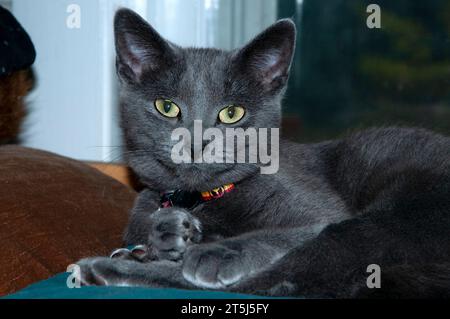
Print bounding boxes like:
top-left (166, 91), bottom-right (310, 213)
top-left (227, 106), bottom-right (236, 118)
top-left (163, 101), bottom-right (172, 113)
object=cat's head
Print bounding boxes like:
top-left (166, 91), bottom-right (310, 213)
top-left (114, 8), bottom-right (296, 191)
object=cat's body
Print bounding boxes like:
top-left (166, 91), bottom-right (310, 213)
top-left (125, 137), bottom-right (348, 245)
top-left (78, 9), bottom-right (450, 298)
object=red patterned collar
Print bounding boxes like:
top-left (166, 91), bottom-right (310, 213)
top-left (160, 184), bottom-right (235, 209)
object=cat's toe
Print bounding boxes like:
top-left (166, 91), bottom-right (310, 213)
top-left (110, 245), bottom-right (153, 262)
top-left (130, 245), bottom-right (150, 260)
top-left (182, 244), bottom-right (248, 289)
top-left (149, 208), bottom-right (202, 261)
top-left (110, 248), bottom-right (133, 259)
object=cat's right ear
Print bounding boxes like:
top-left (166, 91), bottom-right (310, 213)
top-left (233, 19), bottom-right (296, 93)
top-left (114, 8), bottom-right (177, 83)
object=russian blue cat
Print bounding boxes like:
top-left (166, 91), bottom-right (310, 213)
top-left (78, 9), bottom-right (450, 298)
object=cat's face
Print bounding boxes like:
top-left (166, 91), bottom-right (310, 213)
top-left (114, 8), bottom-right (296, 191)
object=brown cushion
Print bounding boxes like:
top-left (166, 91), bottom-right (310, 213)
top-left (0, 146), bottom-right (137, 296)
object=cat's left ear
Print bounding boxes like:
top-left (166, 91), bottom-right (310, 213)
top-left (233, 19), bottom-right (296, 93)
top-left (114, 8), bottom-right (178, 83)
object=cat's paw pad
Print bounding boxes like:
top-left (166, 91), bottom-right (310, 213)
top-left (182, 243), bottom-right (248, 289)
top-left (110, 245), bottom-right (151, 262)
top-left (149, 208), bottom-right (202, 261)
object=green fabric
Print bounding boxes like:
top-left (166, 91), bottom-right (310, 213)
top-left (5, 273), bottom-right (265, 299)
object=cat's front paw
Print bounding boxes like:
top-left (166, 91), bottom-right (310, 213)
top-left (182, 243), bottom-right (249, 289)
top-left (149, 208), bottom-right (202, 261)
top-left (76, 257), bottom-right (125, 286)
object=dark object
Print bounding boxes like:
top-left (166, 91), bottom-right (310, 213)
top-left (0, 5), bottom-right (36, 77)
top-left (160, 189), bottom-right (202, 209)
top-left (0, 69), bottom-right (33, 144)
top-left (160, 184), bottom-right (235, 209)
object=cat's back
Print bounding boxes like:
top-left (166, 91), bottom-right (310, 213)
top-left (336, 127), bottom-right (450, 169)
top-left (275, 127), bottom-right (449, 202)
top-left (321, 127), bottom-right (450, 211)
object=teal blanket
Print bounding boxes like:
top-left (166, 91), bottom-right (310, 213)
top-left (5, 273), bottom-right (263, 299)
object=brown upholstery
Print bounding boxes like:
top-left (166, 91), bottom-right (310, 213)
top-left (88, 162), bottom-right (143, 191)
top-left (0, 146), bottom-right (137, 296)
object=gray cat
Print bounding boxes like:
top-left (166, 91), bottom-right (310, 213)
top-left (77, 8), bottom-right (450, 298)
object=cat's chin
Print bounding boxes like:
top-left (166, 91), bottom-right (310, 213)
top-left (129, 153), bottom-right (259, 191)
top-left (139, 163), bottom-right (258, 192)
top-left (173, 164), bottom-right (241, 191)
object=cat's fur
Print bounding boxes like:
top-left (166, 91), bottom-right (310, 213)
top-left (78, 9), bottom-right (450, 298)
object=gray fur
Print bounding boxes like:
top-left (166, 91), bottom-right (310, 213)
top-left (77, 9), bottom-right (450, 298)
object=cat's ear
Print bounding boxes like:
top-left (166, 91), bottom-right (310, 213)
top-left (234, 19), bottom-right (296, 93)
top-left (114, 8), bottom-right (177, 83)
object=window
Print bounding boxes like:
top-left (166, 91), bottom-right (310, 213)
top-left (280, 0), bottom-right (450, 142)
top-left (9, 0), bottom-right (449, 160)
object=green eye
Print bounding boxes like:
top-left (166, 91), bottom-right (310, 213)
top-left (218, 105), bottom-right (246, 124)
top-left (154, 99), bottom-right (180, 118)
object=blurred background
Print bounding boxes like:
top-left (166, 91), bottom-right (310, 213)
top-left (2, 0), bottom-right (449, 162)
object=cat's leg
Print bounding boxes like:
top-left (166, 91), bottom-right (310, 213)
top-left (107, 186), bottom-right (202, 263)
top-left (181, 225), bottom-right (324, 289)
top-left (119, 207), bottom-right (202, 262)
top-left (231, 179), bottom-right (450, 298)
top-left (110, 207), bottom-right (202, 262)
top-left (146, 207), bottom-right (202, 261)
top-left (77, 257), bottom-right (194, 289)
top-left (104, 189), bottom-right (160, 262)
top-left (112, 187), bottom-right (203, 262)
top-left (75, 225), bottom-right (321, 289)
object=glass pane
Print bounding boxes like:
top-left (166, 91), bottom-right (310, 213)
top-left (280, 0), bottom-right (450, 142)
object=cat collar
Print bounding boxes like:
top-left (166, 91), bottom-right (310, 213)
top-left (160, 183), bottom-right (235, 209)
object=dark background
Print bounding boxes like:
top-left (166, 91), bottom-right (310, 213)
top-left (279, 0), bottom-right (450, 142)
